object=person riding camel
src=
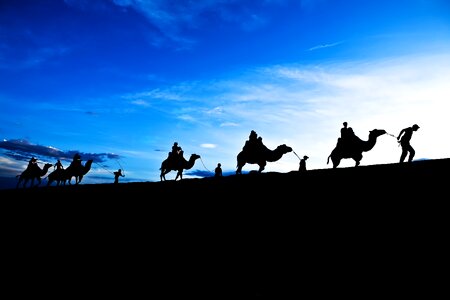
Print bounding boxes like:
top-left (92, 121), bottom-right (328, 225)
top-left (27, 157), bottom-right (38, 172)
top-left (71, 153), bottom-right (82, 169)
top-left (243, 130), bottom-right (264, 155)
top-left (337, 122), bottom-right (356, 150)
top-left (168, 142), bottom-right (182, 164)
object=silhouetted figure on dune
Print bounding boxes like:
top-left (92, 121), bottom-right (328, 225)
top-left (215, 163), bottom-right (223, 177)
top-left (54, 159), bottom-right (64, 170)
top-left (299, 155), bottom-right (309, 172)
top-left (327, 127), bottom-right (386, 168)
top-left (114, 168), bottom-right (125, 184)
top-left (47, 160), bottom-right (65, 186)
top-left (236, 130), bottom-right (292, 174)
top-left (397, 124), bottom-right (420, 163)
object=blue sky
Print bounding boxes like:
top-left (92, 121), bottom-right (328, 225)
top-left (1, 0), bottom-right (450, 189)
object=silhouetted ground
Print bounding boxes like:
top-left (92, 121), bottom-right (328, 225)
top-left (1, 158), bottom-right (448, 298)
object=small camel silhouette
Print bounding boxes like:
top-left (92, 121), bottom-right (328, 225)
top-left (16, 163), bottom-right (53, 188)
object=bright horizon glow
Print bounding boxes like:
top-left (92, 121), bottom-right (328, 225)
top-left (1, 0), bottom-right (450, 189)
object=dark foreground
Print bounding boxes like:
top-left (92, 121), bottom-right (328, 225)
top-left (1, 158), bottom-right (448, 298)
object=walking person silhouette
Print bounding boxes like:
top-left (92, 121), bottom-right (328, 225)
top-left (397, 124), bottom-right (420, 163)
top-left (113, 169), bottom-right (125, 184)
top-left (54, 159), bottom-right (64, 170)
top-left (299, 155), bottom-right (309, 172)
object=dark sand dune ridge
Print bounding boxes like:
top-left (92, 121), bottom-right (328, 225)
top-left (1, 158), bottom-right (447, 298)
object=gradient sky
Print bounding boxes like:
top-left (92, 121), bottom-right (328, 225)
top-left (1, 0), bottom-right (450, 189)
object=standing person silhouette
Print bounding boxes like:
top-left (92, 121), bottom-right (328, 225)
top-left (397, 124), bottom-right (420, 163)
top-left (54, 159), bottom-right (64, 170)
top-left (214, 163), bottom-right (223, 177)
top-left (113, 169), bottom-right (125, 184)
top-left (299, 155), bottom-right (309, 172)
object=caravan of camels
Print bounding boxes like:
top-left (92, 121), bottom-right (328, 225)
top-left (15, 124), bottom-right (391, 188)
top-left (16, 154), bottom-right (93, 188)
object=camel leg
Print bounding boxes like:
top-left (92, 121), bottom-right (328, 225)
top-left (258, 163), bottom-right (266, 173)
top-left (332, 157), bottom-right (340, 169)
top-left (160, 170), bottom-right (169, 181)
top-left (236, 164), bottom-right (244, 175)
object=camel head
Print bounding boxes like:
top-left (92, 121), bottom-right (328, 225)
top-left (369, 129), bottom-right (386, 138)
top-left (191, 154), bottom-right (201, 160)
top-left (277, 144), bottom-right (293, 154)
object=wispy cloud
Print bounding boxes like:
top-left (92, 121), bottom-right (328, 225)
top-left (308, 41), bottom-right (344, 51)
top-left (130, 99), bottom-right (151, 107)
top-left (108, 0), bottom-right (289, 46)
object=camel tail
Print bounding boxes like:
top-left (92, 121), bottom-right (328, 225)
top-left (327, 155), bottom-right (331, 164)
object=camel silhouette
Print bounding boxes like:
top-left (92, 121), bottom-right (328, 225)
top-left (327, 129), bottom-right (386, 168)
top-left (160, 153), bottom-right (201, 181)
top-left (236, 144), bottom-right (292, 174)
top-left (47, 159), bottom-right (93, 186)
top-left (16, 163), bottom-right (53, 188)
